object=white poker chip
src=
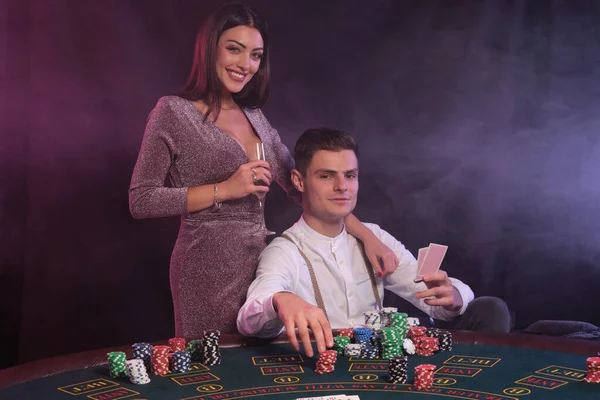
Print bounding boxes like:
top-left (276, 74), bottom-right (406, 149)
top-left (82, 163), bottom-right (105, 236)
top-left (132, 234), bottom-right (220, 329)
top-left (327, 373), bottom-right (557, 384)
top-left (407, 317), bottom-right (420, 327)
top-left (402, 338), bottom-right (416, 355)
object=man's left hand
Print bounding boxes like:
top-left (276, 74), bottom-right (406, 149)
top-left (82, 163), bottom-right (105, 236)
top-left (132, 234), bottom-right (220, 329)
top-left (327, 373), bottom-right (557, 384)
top-left (415, 270), bottom-right (463, 311)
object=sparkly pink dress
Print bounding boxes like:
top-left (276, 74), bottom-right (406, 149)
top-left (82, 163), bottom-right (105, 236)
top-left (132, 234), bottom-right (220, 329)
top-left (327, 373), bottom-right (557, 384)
top-left (129, 96), bottom-right (294, 337)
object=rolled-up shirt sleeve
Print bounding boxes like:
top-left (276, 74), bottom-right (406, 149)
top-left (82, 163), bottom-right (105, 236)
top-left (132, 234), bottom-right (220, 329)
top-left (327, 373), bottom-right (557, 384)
top-left (237, 240), bottom-right (299, 338)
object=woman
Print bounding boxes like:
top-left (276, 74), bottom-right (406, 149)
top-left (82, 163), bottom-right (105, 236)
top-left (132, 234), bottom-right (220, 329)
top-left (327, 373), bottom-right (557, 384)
top-left (129, 3), bottom-right (397, 338)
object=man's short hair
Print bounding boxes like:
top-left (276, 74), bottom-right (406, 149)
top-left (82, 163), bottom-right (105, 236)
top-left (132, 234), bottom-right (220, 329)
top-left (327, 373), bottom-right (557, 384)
top-left (294, 128), bottom-right (359, 175)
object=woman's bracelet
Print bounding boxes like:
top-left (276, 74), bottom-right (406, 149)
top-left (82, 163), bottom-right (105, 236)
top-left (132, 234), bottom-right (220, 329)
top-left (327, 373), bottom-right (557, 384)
top-left (213, 183), bottom-right (222, 209)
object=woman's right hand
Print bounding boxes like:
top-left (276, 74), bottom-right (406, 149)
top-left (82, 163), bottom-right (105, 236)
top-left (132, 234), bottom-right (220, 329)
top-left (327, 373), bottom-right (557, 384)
top-left (220, 160), bottom-right (272, 201)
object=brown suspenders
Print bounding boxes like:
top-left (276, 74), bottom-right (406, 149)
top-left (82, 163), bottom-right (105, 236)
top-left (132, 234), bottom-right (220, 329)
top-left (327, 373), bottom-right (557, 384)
top-left (280, 234), bottom-right (383, 319)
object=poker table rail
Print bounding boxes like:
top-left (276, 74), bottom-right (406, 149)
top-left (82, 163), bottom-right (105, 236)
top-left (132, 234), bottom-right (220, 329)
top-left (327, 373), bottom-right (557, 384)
top-left (1, 330), bottom-right (599, 390)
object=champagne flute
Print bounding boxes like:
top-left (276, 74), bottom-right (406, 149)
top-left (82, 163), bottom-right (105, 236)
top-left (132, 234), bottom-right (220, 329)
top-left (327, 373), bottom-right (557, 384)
top-left (247, 142), bottom-right (276, 235)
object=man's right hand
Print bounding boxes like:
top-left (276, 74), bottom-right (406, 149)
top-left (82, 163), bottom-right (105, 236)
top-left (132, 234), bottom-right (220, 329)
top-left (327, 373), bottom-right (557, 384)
top-left (272, 292), bottom-right (334, 357)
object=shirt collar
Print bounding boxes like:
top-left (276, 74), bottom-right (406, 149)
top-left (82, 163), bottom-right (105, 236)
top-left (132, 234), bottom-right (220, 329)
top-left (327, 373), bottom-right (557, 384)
top-left (297, 215), bottom-right (347, 248)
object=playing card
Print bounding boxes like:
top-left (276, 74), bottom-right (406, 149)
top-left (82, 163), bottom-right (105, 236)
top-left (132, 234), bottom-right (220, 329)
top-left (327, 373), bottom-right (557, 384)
top-left (414, 243), bottom-right (447, 282)
top-left (417, 247), bottom-right (428, 271)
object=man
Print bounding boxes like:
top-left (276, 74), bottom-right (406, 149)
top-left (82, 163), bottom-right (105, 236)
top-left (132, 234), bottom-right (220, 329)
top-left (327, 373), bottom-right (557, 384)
top-left (237, 128), bottom-right (510, 357)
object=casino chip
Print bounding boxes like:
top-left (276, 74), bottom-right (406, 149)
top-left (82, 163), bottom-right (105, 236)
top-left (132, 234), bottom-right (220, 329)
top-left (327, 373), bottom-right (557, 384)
top-left (151, 345), bottom-right (171, 376)
top-left (415, 336), bottom-right (439, 357)
top-left (315, 350), bottom-right (337, 374)
top-left (337, 328), bottom-right (354, 340)
top-left (126, 359), bottom-right (151, 384)
top-left (344, 344), bottom-right (362, 358)
top-left (439, 330), bottom-right (453, 352)
top-left (388, 356), bottom-right (408, 384)
top-left (168, 337), bottom-right (186, 352)
top-left (132, 343), bottom-right (152, 372)
top-left (414, 364), bottom-right (436, 390)
top-left (186, 339), bottom-right (203, 361)
top-left (585, 357), bottom-right (600, 383)
top-left (334, 336), bottom-right (351, 355)
top-left (364, 310), bottom-right (382, 330)
top-left (353, 328), bottom-right (374, 345)
top-left (402, 338), bottom-right (416, 355)
top-left (107, 352), bottom-right (128, 378)
top-left (170, 351), bottom-right (192, 373)
top-left (202, 330), bottom-right (222, 366)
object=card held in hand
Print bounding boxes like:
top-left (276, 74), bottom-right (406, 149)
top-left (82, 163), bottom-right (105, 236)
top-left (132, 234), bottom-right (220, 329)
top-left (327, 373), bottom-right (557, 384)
top-left (415, 243), bottom-right (448, 282)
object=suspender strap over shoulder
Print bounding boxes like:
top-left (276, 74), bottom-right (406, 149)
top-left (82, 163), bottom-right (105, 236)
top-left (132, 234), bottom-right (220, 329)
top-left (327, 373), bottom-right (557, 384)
top-left (280, 234), bottom-right (328, 319)
top-left (279, 233), bottom-right (383, 319)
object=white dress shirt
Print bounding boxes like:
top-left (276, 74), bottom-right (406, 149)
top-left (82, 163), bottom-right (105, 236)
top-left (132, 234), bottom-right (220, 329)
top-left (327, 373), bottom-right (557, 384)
top-left (237, 216), bottom-right (475, 338)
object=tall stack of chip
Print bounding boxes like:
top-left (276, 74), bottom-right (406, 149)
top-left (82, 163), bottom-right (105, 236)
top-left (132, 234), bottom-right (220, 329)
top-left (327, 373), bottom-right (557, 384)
top-left (333, 336), bottom-right (351, 355)
top-left (388, 356), bottom-right (408, 383)
top-left (381, 327), bottom-right (403, 359)
top-left (364, 310), bottom-right (382, 330)
top-left (202, 330), bottom-right (221, 366)
top-left (107, 352), bottom-right (127, 378)
top-left (414, 364), bottom-right (436, 389)
top-left (151, 345), bottom-right (171, 376)
top-left (125, 359), bottom-right (151, 384)
top-left (170, 351), bottom-right (192, 373)
top-left (380, 307), bottom-right (398, 327)
top-left (186, 339), bottom-right (203, 361)
top-left (585, 357), bottom-right (600, 383)
top-left (353, 328), bottom-right (373, 345)
top-left (168, 337), bottom-right (186, 352)
top-left (439, 330), bottom-right (453, 351)
top-left (315, 350), bottom-right (337, 374)
top-left (389, 312), bottom-right (409, 340)
top-left (132, 343), bottom-right (152, 373)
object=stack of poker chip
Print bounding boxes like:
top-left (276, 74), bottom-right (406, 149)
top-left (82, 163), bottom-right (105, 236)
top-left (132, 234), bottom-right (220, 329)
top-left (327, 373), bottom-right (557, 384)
top-left (315, 350), bottom-right (337, 374)
top-left (364, 310), bottom-right (382, 330)
top-left (381, 327), bottom-right (403, 359)
top-left (388, 356), bottom-right (408, 383)
top-left (408, 326), bottom-right (427, 341)
top-left (360, 344), bottom-right (380, 359)
top-left (438, 330), bottom-right (453, 352)
top-left (170, 351), bottom-right (192, 373)
top-left (132, 343), bottom-right (152, 372)
top-left (343, 343), bottom-right (362, 358)
top-left (389, 312), bottom-right (409, 340)
top-left (186, 339), bottom-right (203, 361)
top-left (414, 364), bottom-right (436, 390)
top-left (333, 335), bottom-right (351, 355)
top-left (425, 327), bottom-right (441, 340)
top-left (370, 331), bottom-right (384, 356)
top-left (107, 352), bottom-right (128, 378)
top-left (125, 359), bottom-right (151, 384)
top-left (415, 336), bottom-right (439, 356)
top-left (168, 337), bottom-right (186, 352)
top-left (407, 317), bottom-right (420, 327)
top-left (151, 345), bottom-right (171, 376)
top-left (380, 307), bottom-right (398, 327)
top-left (337, 328), bottom-right (354, 340)
top-left (584, 357), bottom-right (600, 383)
top-left (202, 330), bottom-right (221, 365)
top-left (353, 328), bottom-right (374, 345)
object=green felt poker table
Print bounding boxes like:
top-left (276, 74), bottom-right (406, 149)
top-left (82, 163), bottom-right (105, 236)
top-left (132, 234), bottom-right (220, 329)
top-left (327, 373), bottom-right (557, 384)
top-left (1, 331), bottom-right (598, 400)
